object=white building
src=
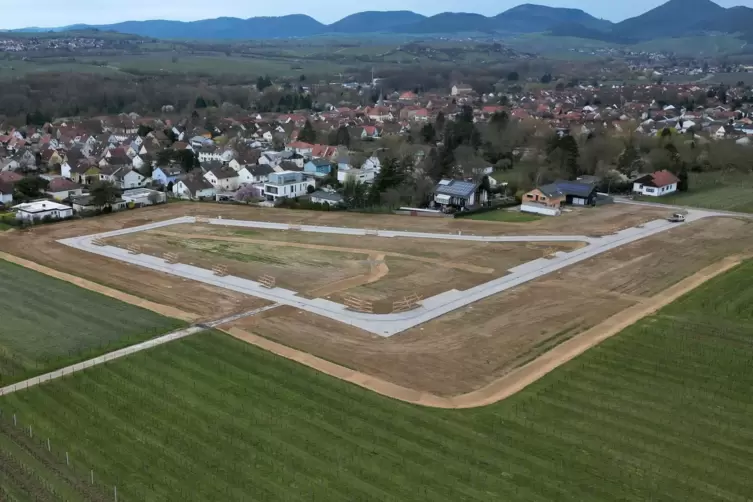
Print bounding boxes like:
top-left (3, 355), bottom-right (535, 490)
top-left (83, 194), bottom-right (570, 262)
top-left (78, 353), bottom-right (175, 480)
top-left (263, 171), bottom-right (313, 202)
top-left (13, 200), bottom-right (73, 222)
top-left (204, 166), bottom-right (240, 191)
top-left (122, 188), bottom-right (166, 207)
top-left (632, 170), bottom-right (679, 197)
top-left (337, 168), bottom-right (375, 184)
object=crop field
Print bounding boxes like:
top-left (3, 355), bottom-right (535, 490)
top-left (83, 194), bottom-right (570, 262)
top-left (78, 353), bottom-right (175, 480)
top-left (101, 222), bottom-right (578, 312)
top-left (3, 259), bottom-right (753, 500)
top-left (0, 259), bottom-right (185, 385)
top-left (636, 172), bottom-right (753, 212)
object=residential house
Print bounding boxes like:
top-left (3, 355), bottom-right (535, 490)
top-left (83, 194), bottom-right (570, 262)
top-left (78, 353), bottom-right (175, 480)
top-left (238, 164), bottom-right (274, 185)
top-left (286, 141), bottom-right (315, 157)
top-left (12, 200), bottom-right (73, 222)
top-left (0, 159), bottom-right (20, 172)
top-left (546, 179), bottom-right (598, 206)
top-left (70, 194), bottom-right (127, 213)
top-left (337, 168), bottom-right (375, 184)
top-left (632, 170), bottom-right (679, 197)
top-left (0, 171), bottom-right (23, 186)
top-left (365, 107), bottom-right (392, 122)
top-left (310, 190), bottom-right (344, 206)
top-left (121, 188), bottom-right (166, 207)
top-left (117, 168), bottom-right (150, 190)
top-left (451, 84), bottom-right (473, 96)
top-left (172, 177), bottom-right (217, 200)
top-left (263, 171), bottom-right (313, 202)
top-left (520, 185), bottom-right (565, 216)
top-left (361, 156), bottom-right (382, 172)
top-left (714, 124), bottom-right (740, 140)
top-left (361, 126), bottom-right (380, 139)
top-left (303, 159), bottom-right (333, 178)
top-left (204, 166), bottom-right (240, 191)
top-left (45, 178), bottom-right (84, 201)
top-left (433, 178), bottom-right (489, 210)
top-left (152, 165), bottom-right (183, 187)
top-left (0, 181), bottom-right (12, 206)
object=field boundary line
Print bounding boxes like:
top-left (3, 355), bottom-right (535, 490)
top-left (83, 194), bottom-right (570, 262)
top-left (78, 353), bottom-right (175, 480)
top-left (0, 251), bottom-right (198, 323)
top-left (222, 255), bottom-right (743, 409)
top-left (0, 327), bottom-right (204, 397)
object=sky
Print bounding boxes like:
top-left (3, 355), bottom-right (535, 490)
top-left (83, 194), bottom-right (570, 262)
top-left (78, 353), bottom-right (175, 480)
top-left (0, 0), bottom-right (750, 29)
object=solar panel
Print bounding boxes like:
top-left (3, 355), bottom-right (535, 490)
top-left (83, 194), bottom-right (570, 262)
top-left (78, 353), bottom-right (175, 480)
top-left (438, 179), bottom-right (451, 185)
top-left (438, 180), bottom-right (476, 197)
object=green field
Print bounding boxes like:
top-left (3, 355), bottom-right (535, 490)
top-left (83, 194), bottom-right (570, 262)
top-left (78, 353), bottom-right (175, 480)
top-left (461, 210), bottom-right (541, 222)
top-left (0, 259), bottom-right (185, 385)
top-left (637, 172), bottom-right (753, 212)
top-left (2, 259), bottom-right (753, 501)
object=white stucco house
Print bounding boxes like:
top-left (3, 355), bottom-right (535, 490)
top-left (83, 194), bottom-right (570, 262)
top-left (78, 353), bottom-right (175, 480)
top-left (632, 170), bottom-right (679, 197)
top-left (12, 200), bottom-right (73, 222)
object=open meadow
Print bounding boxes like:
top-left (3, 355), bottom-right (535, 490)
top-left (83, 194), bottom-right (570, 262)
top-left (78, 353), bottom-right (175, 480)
top-left (636, 171), bottom-right (753, 213)
top-left (2, 258), bottom-right (753, 500)
top-left (0, 259), bottom-right (185, 385)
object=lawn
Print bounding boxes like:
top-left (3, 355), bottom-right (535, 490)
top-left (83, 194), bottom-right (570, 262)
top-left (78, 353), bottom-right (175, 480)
top-left (2, 260), bottom-right (753, 501)
top-left (0, 259), bottom-right (185, 385)
top-left (461, 210), bottom-right (541, 222)
top-left (637, 172), bottom-right (753, 212)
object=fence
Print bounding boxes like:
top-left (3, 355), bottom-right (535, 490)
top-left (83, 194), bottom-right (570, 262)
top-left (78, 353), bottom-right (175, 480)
top-left (0, 408), bottom-right (122, 501)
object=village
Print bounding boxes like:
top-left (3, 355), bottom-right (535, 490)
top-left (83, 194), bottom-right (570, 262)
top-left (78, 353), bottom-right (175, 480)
top-left (0, 76), bottom-right (749, 224)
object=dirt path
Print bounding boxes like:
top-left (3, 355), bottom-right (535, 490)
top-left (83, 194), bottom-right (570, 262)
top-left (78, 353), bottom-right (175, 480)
top-left (223, 255), bottom-right (743, 408)
top-left (155, 231), bottom-right (495, 274)
top-left (306, 253), bottom-right (389, 297)
top-left (0, 251), bottom-right (199, 323)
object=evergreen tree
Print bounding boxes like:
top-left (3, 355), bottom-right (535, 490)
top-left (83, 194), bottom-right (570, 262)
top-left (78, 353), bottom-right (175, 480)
top-left (435, 111), bottom-right (446, 137)
top-left (194, 96), bottom-right (207, 109)
top-left (420, 123), bottom-right (436, 144)
top-left (335, 126), bottom-right (350, 147)
top-left (299, 120), bottom-right (317, 143)
top-left (678, 166), bottom-right (689, 192)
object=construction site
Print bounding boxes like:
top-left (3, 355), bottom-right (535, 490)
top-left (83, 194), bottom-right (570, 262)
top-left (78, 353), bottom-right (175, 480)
top-left (2, 202), bottom-right (752, 395)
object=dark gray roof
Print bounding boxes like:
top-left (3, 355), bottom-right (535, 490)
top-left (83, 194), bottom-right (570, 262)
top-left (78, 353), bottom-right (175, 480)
top-left (538, 183), bottom-right (564, 198)
top-left (182, 177), bottom-right (214, 193)
top-left (434, 179), bottom-right (479, 199)
top-left (249, 164), bottom-right (274, 176)
top-left (158, 165), bottom-right (183, 176)
top-left (553, 180), bottom-right (596, 198)
top-left (310, 191), bottom-right (343, 202)
top-left (210, 166), bottom-right (238, 179)
top-left (309, 158), bottom-right (331, 167)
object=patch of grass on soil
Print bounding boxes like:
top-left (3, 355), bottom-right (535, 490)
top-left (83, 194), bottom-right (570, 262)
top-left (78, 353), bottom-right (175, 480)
top-left (3, 260), bottom-right (753, 500)
top-left (461, 210), bottom-right (542, 222)
top-left (0, 259), bottom-right (185, 385)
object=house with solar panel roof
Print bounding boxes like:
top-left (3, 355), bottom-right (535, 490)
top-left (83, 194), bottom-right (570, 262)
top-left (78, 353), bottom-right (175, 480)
top-left (432, 178), bottom-right (489, 211)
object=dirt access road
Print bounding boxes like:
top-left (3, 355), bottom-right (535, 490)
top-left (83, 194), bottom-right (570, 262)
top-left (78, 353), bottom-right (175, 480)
top-left (223, 255), bottom-right (743, 408)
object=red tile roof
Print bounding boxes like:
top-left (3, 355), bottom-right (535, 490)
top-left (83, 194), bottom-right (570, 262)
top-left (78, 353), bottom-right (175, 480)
top-left (0, 171), bottom-right (23, 184)
top-left (650, 170), bottom-right (680, 188)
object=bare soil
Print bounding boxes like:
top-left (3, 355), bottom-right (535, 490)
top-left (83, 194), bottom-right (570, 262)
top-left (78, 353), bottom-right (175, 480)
top-left (221, 253), bottom-right (744, 408)
top-left (227, 217), bottom-right (753, 396)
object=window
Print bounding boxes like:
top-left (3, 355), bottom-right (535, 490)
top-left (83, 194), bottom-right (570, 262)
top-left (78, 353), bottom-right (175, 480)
top-left (645, 187), bottom-right (655, 193)
top-left (526, 194), bottom-right (534, 199)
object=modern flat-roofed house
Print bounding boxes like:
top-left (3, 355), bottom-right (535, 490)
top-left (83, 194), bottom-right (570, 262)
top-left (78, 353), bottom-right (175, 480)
top-left (263, 171), bottom-right (312, 202)
top-left (547, 179), bottom-right (598, 206)
top-left (632, 170), bottom-right (679, 197)
top-left (433, 178), bottom-right (488, 210)
top-left (13, 200), bottom-right (73, 222)
top-left (310, 190), bottom-right (344, 206)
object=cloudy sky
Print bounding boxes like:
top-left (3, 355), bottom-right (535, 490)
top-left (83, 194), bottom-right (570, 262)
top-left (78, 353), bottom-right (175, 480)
top-left (0, 0), bottom-right (747, 29)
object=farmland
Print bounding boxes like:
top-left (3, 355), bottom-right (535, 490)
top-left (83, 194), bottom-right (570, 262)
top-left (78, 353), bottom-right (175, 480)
top-left (2, 258), bottom-right (753, 500)
top-left (0, 259), bottom-right (185, 385)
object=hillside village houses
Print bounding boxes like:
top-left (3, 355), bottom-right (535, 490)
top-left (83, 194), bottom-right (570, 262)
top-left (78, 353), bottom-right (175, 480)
top-left (1, 75), bottom-right (752, 220)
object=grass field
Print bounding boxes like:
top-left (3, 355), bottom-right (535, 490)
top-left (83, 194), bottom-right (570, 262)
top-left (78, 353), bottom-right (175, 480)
top-left (2, 259), bottom-right (753, 501)
top-left (637, 171), bottom-right (753, 212)
top-left (460, 210), bottom-right (542, 222)
top-left (0, 259), bottom-right (185, 385)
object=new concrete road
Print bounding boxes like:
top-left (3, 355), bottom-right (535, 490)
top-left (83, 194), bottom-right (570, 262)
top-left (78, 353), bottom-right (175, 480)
top-left (0, 304), bottom-right (281, 397)
top-left (59, 210), bottom-right (723, 337)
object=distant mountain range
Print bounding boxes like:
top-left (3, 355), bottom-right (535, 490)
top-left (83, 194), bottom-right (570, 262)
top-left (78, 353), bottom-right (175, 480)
top-left (10, 0), bottom-right (753, 43)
